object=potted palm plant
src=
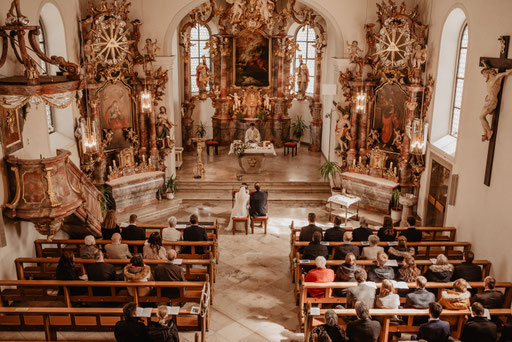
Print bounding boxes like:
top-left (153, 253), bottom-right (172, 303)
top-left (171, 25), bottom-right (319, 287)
top-left (195, 122), bottom-right (207, 138)
top-left (319, 161), bottom-right (343, 194)
top-left (390, 188), bottom-right (402, 222)
top-left (161, 175), bottom-right (177, 200)
top-left (291, 115), bottom-right (309, 147)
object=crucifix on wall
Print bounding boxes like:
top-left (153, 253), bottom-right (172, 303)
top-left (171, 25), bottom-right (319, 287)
top-left (479, 35), bottom-right (512, 186)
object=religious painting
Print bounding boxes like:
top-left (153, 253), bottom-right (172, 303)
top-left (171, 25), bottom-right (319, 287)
top-left (372, 83), bottom-right (407, 153)
top-left (233, 30), bottom-right (271, 87)
top-left (98, 82), bottom-right (133, 151)
top-left (0, 107), bottom-right (24, 154)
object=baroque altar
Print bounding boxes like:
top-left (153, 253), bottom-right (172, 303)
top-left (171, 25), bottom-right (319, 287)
top-left (334, 1), bottom-right (433, 216)
top-left (180, 0), bottom-right (328, 151)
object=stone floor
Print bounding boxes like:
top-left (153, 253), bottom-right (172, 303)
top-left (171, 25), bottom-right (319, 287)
top-left (0, 146), bottom-right (386, 341)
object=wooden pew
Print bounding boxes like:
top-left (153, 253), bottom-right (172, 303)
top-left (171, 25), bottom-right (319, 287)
top-left (292, 257), bottom-right (492, 296)
top-left (0, 306), bottom-right (207, 342)
top-left (15, 256), bottom-right (216, 303)
top-left (0, 279), bottom-right (210, 311)
top-left (289, 221), bottom-right (457, 242)
top-left (298, 279), bottom-right (512, 325)
top-left (139, 221), bottom-right (219, 240)
top-left (34, 239), bottom-right (218, 265)
top-left (304, 306), bottom-right (512, 342)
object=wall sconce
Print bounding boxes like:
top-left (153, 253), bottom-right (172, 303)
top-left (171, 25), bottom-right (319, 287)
top-left (355, 90), bottom-right (366, 113)
top-left (140, 89), bottom-right (153, 113)
top-left (81, 118), bottom-right (98, 155)
top-left (410, 118), bottom-right (428, 155)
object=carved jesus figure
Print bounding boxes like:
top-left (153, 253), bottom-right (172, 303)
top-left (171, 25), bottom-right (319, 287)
top-left (480, 63), bottom-right (512, 141)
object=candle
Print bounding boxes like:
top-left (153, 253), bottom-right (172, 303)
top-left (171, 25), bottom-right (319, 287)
top-left (394, 167), bottom-right (397, 174)
top-left (109, 166), bottom-right (112, 173)
top-left (113, 160), bottom-right (116, 168)
top-left (142, 155), bottom-right (146, 163)
top-left (353, 159), bottom-right (356, 166)
top-left (390, 161), bottom-right (393, 169)
top-left (359, 156), bottom-right (361, 164)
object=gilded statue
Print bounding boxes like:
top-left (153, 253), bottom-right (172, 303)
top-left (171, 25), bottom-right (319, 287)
top-left (480, 61), bottom-right (512, 141)
top-left (196, 55), bottom-right (211, 93)
top-left (296, 55), bottom-right (309, 96)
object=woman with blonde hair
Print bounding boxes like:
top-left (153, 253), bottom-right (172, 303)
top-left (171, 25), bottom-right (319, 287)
top-left (439, 278), bottom-right (471, 310)
top-left (425, 254), bottom-right (454, 282)
top-left (147, 305), bottom-right (180, 341)
top-left (376, 279), bottom-right (400, 309)
top-left (361, 235), bottom-right (384, 260)
top-left (396, 255), bottom-right (421, 282)
top-left (334, 253), bottom-right (360, 297)
top-left (101, 209), bottom-right (120, 240)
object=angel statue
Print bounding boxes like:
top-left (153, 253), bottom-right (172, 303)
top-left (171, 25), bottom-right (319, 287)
top-left (480, 61), bottom-right (512, 141)
top-left (333, 103), bottom-right (352, 153)
top-left (347, 40), bottom-right (363, 63)
top-left (143, 38), bottom-right (160, 61)
top-left (226, 0), bottom-right (244, 23)
top-left (229, 93), bottom-right (241, 112)
top-left (392, 128), bottom-right (404, 151)
top-left (262, 94), bottom-right (272, 112)
top-left (367, 129), bottom-right (380, 147)
top-left (258, 0), bottom-right (274, 22)
top-left (410, 44), bottom-right (427, 69)
top-left (180, 31), bottom-right (193, 52)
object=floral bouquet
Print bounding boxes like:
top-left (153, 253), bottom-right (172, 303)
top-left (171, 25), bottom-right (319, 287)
top-left (232, 140), bottom-right (247, 157)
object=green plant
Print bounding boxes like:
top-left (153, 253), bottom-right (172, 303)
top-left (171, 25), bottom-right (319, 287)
top-left (98, 186), bottom-right (114, 217)
top-left (162, 175), bottom-right (177, 193)
top-left (258, 110), bottom-right (270, 121)
top-left (292, 115), bottom-right (309, 141)
top-left (391, 189), bottom-right (401, 209)
top-left (235, 111), bottom-right (245, 120)
top-left (195, 121), bottom-right (207, 138)
top-left (319, 161), bottom-right (342, 189)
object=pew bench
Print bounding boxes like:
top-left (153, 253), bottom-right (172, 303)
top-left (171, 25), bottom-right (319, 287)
top-left (139, 221), bottom-right (219, 241)
top-left (0, 307), bottom-right (205, 342)
top-left (34, 239), bottom-right (218, 266)
top-left (0, 279), bottom-right (210, 313)
top-left (292, 258), bottom-right (492, 297)
top-left (298, 279), bottom-right (512, 326)
top-left (304, 306), bottom-right (512, 342)
top-left (15, 257), bottom-right (216, 302)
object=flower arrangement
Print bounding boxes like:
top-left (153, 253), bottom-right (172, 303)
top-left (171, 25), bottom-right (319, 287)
top-left (232, 140), bottom-right (247, 157)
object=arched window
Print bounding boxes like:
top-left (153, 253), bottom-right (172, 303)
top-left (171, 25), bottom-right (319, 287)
top-left (294, 25), bottom-right (316, 95)
top-left (189, 23), bottom-right (211, 94)
top-left (449, 24), bottom-right (468, 138)
top-left (38, 18), bottom-right (55, 133)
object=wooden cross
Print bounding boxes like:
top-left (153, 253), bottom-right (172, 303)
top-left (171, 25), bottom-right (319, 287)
top-left (479, 35), bottom-right (512, 186)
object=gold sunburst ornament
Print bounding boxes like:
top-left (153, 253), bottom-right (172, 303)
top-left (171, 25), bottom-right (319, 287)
top-left (91, 16), bottom-right (134, 66)
top-left (374, 18), bottom-right (414, 69)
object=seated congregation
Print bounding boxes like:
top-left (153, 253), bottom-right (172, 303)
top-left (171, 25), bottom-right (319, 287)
top-left (294, 213), bottom-right (512, 342)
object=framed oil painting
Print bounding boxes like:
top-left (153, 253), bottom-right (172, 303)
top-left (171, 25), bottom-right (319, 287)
top-left (372, 83), bottom-right (407, 153)
top-left (233, 30), bottom-right (271, 87)
top-left (0, 107), bottom-right (24, 154)
top-left (98, 82), bottom-right (134, 151)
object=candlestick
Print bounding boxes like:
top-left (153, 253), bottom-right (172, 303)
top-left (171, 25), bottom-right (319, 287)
top-left (113, 160), bottom-right (116, 168)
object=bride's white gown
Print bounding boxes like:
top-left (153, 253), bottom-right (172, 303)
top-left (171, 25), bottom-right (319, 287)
top-left (226, 188), bottom-right (250, 231)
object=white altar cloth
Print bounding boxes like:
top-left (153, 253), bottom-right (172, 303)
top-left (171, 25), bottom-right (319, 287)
top-left (228, 142), bottom-right (277, 156)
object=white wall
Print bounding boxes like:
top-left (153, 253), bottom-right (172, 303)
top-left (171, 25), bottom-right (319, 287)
top-left (418, 0), bottom-right (512, 281)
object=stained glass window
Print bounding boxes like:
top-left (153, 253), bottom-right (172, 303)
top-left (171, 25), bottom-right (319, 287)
top-left (189, 24), bottom-right (211, 94)
top-left (294, 25), bottom-right (316, 95)
top-left (450, 24), bottom-right (468, 138)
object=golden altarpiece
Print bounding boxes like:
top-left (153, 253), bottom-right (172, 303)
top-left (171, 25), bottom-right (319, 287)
top-left (335, 1), bottom-right (434, 219)
top-left (180, 0), bottom-right (328, 151)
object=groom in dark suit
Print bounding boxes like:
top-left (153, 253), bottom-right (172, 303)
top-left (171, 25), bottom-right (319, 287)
top-left (249, 183), bottom-right (267, 217)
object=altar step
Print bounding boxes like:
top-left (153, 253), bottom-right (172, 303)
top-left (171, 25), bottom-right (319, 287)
top-left (175, 181), bottom-right (332, 202)
top-left (117, 198), bottom-right (182, 224)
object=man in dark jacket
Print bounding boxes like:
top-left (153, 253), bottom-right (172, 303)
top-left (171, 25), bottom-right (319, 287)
top-left (399, 216), bottom-right (423, 242)
top-left (302, 231), bottom-right (329, 261)
top-left (182, 214), bottom-right (208, 254)
top-left (249, 183), bottom-right (267, 217)
top-left (367, 251), bottom-right (394, 282)
top-left (452, 251), bottom-right (482, 282)
top-left (472, 276), bottom-right (505, 309)
top-left (153, 249), bottom-right (186, 298)
top-left (352, 216), bottom-right (373, 242)
top-left (346, 301), bottom-right (380, 342)
top-left (405, 276), bottom-right (436, 309)
top-left (121, 214), bottom-right (145, 253)
top-left (416, 302), bottom-right (451, 342)
top-left (324, 216), bottom-right (346, 242)
top-left (298, 213), bottom-right (323, 242)
top-left (86, 251), bottom-right (117, 295)
top-left (460, 302), bottom-right (497, 342)
top-left (114, 302), bottom-right (151, 342)
top-left (333, 231), bottom-right (360, 260)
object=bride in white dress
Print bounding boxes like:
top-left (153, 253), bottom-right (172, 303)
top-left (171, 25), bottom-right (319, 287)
top-left (226, 184), bottom-right (250, 231)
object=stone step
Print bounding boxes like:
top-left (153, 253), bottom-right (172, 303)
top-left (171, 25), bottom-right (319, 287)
top-left (118, 199), bottom-right (182, 223)
top-left (176, 181), bottom-right (330, 191)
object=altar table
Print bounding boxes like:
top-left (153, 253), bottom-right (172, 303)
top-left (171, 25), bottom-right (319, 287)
top-left (229, 142), bottom-right (276, 174)
top-left (327, 194), bottom-right (361, 224)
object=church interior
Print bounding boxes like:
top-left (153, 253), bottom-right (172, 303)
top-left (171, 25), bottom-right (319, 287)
top-left (0, 0), bottom-right (511, 341)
